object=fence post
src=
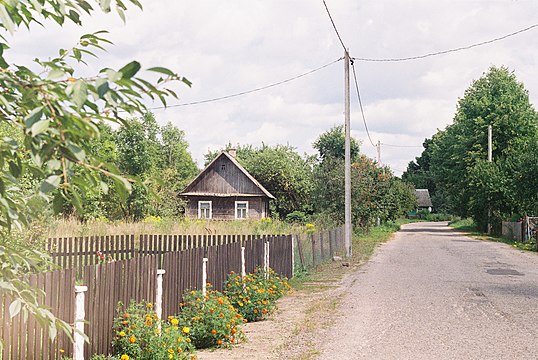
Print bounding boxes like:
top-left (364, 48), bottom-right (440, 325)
top-left (291, 235), bottom-right (295, 275)
top-left (202, 257), bottom-right (208, 297)
top-left (264, 239), bottom-right (270, 279)
top-left (329, 229), bottom-right (334, 259)
top-left (311, 233), bottom-right (316, 268)
top-left (320, 231), bottom-right (325, 261)
top-left (241, 246), bottom-right (246, 278)
top-left (74, 285), bottom-right (88, 360)
top-left (155, 269), bottom-right (165, 322)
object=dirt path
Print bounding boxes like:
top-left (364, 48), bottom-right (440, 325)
top-left (197, 263), bottom-right (351, 360)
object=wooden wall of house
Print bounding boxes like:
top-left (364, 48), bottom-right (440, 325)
top-left (185, 196), bottom-right (267, 220)
top-left (186, 156), bottom-right (265, 196)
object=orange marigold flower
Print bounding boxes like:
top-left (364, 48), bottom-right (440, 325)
top-left (129, 336), bottom-right (136, 344)
top-left (147, 303), bottom-right (153, 308)
top-left (211, 329), bottom-right (217, 335)
top-left (217, 339), bottom-right (223, 345)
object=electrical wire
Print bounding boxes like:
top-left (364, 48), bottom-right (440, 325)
top-left (381, 143), bottom-right (423, 148)
top-left (322, 0), bottom-right (348, 52)
top-left (353, 23), bottom-right (538, 62)
top-left (351, 61), bottom-right (376, 148)
top-left (149, 58), bottom-right (343, 110)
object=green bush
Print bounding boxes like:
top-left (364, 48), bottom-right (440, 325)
top-left (178, 286), bottom-right (243, 349)
top-left (224, 268), bottom-right (290, 322)
top-left (285, 211), bottom-right (307, 224)
top-left (111, 301), bottom-right (195, 360)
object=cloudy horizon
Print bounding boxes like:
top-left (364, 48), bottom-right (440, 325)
top-left (6, 0), bottom-right (538, 174)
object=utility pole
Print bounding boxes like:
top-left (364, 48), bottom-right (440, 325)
top-left (487, 125), bottom-right (492, 234)
top-left (344, 50), bottom-right (352, 258)
top-left (377, 140), bottom-right (381, 165)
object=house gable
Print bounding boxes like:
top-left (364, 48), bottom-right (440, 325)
top-left (181, 152), bottom-right (275, 198)
top-left (415, 189), bottom-right (433, 208)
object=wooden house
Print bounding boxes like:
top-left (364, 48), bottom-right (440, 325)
top-left (415, 189), bottom-right (433, 212)
top-left (180, 150), bottom-right (275, 220)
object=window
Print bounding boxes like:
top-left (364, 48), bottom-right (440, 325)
top-left (235, 201), bottom-right (248, 219)
top-left (198, 201), bottom-right (212, 219)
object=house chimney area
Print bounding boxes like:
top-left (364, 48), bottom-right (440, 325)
top-left (228, 148), bottom-right (237, 158)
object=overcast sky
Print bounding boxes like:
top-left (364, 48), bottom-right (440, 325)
top-left (7, 0), bottom-right (538, 174)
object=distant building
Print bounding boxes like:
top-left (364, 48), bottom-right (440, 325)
top-left (415, 189), bottom-right (433, 212)
top-left (180, 150), bottom-right (275, 220)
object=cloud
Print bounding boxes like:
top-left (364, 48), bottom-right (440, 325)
top-left (5, 0), bottom-right (538, 175)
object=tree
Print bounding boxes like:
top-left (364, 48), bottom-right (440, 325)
top-left (409, 66), bottom-right (538, 230)
top-left (312, 127), bottom-right (415, 228)
top-left (0, 0), bottom-right (190, 343)
top-left (205, 144), bottom-right (314, 218)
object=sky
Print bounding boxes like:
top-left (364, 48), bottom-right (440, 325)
top-left (6, 0), bottom-right (538, 175)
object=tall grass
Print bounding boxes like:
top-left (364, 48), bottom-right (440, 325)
top-left (46, 216), bottom-right (309, 239)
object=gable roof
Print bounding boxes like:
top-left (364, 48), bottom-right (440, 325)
top-left (415, 189), bottom-right (433, 207)
top-left (181, 151), bottom-right (275, 199)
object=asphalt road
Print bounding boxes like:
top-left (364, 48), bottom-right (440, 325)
top-left (319, 222), bottom-right (538, 360)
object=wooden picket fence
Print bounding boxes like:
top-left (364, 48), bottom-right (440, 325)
top-left (46, 234), bottom-right (260, 277)
top-left (2, 234), bottom-right (293, 360)
top-left (0, 268), bottom-right (76, 360)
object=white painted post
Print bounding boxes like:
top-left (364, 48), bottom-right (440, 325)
top-left (74, 285), bottom-right (87, 360)
top-left (264, 240), bottom-right (270, 279)
top-left (241, 246), bottom-right (246, 278)
top-left (202, 257), bottom-right (208, 297)
top-left (155, 269), bottom-right (165, 321)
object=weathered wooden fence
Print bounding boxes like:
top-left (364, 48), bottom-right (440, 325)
top-left (1, 268), bottom-right (76, 360)
top-left (47, 234), bottom-right (261, 275)
top-left (294, 227), bottom-right (345, 270)
top-left (3, 234), bottom-right (294, 359)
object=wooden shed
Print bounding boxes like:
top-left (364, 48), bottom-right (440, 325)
top-left (180, 151), bottom-right (275, 220)
top-left (415, 189), bottom-right (433, 212)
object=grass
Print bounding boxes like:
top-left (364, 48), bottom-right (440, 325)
top-left (44, 216), bottom-right (309, 238)
top-left (450, 218), bottom-right (538, 252)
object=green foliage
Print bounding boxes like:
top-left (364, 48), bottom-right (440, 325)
top-left (404, 66), bottom-right (538, 232)
top-left (224, 268), bottom-right (290, 322)
top-left (285, 211), bottom-right (307, 224)
top-left (112, 301), bottom-right (195, 360)
top-left (312, 125), bottom-right (360, 161)
top-left (206, 144), bottom-right (314, 218)
top-left (0, 0), bottom-right (189, 347)
top-left (178, 287), bottom-right (243, 349)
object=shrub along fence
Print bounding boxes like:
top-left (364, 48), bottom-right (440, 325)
top-left (1, 234), bottom-right (293, 360)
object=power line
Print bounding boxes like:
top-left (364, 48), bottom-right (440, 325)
top-left (381, 143), bottom-right (423, 148)
top-left (351, 61), bottom-right (376, 148)
top-left (353, 23), bottom-right (538, 62)
top-left (322, 0), bottom-right (347, 51)
top-left (149, 58), bottom-right (343, 110)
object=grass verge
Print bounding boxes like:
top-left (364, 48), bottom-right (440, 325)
top-left (450, 218), bottom-right (538, 252)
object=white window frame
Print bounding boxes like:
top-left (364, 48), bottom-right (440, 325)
top-left (198, 201), bottom-right (212, 219)
top-left (235, 201), bottom-right (249, 220)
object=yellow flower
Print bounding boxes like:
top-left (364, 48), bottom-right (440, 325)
top-left (147, 303), bottom-right (153, 309)
top-left (129, 335), bottom-right (136, 343)
top-left (121, 355), bottom-right (130, 360)
top-left (59, 349), bottom-right (65, 353)
top-left (182, 326), bottom-right (190, 334)
top-left (119, 331), bottom-right (126, 337)
top-left (171, 318), bottom-right (179, 325)
top-left (168, 348), bottom-right (174, 354)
